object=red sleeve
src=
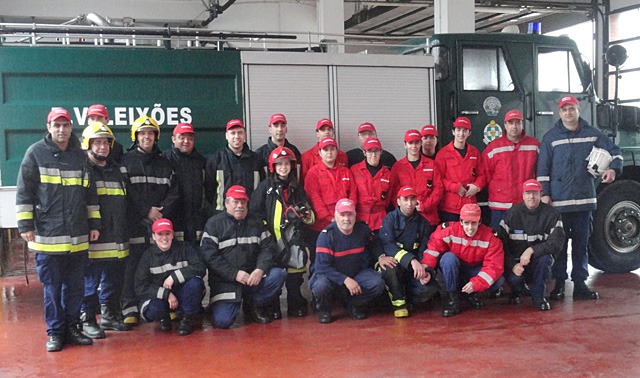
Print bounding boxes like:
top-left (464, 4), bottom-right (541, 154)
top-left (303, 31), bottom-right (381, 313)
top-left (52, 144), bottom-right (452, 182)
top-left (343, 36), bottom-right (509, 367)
top-left (436, 151), bottom-right (459, 194)
top-left (469, 231), bottom-right (504, 292)
top-left (421, 226), bottom-right (449, 268)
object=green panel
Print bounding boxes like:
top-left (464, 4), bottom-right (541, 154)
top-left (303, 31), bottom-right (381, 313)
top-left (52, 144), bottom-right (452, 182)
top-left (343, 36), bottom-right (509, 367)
top-left (0, 46), bottom-right (243, 185)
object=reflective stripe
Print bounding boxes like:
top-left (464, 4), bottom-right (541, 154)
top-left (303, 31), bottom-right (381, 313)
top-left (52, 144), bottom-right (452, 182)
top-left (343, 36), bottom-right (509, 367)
top-left (130, 236), bottom-right (146, 245)
top-left (478, 271), bottom-right (494, 285)
top-left (16, 204), bottom-right (33, 212)
top-left (216, 170), bottom-right (225, 211)
top-left (139, 300), bottom-right (151, 321)
top-left (537, 176), bottom-right (550, 182)
top-left (129, 176), bottom-right (171, 185)
top-left (254, 171), bottom-right (260, 190)
top-left (443, 235), bottom-right (489, 248)
top-left (156, 287), bottom-right (166, 300)
top-left (486, 146), bottom-right (513, 159)
top-left (174, 269), bottom-right (185, 283)
top-left (488, 201), bottom-right (512, 209)
top-left (29, 240), bottom-right (89, 253)
top-left (211, 292), bottom-right (236, 303)
top-left (238, 236), bottom-right (261, 244)
top-left (550, 136), bottom-right (597, 147)
top-left (394, 249), bottom-right (408, 262)
top-left (391, 299), bottom-right (406, 307)
top-left (425, 249), bottom-right (440, 258)
top-left (39, 167), bottom-right (87, 186)
top-left (17, 211), bottom-right (33, 220)
top-left (122, 305), bottom-right (139, 317)
top-left (173, 231), bottom-right (185, 241)
top-left (149, 261), bottom-right (188, 274)
top-left (88, 242), bottom-right (129, 259)
top-left (273, 200), bottom-right (283, 242)
top-left (552, 198), bottom-right (597, 207)
top-left (201, 232), bottom-right (217, 245)
top-left (87, 205), bottom-right (101, 219)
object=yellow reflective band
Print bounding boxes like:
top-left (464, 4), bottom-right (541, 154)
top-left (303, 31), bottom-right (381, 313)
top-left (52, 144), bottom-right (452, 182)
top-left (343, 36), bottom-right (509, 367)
top-left (63, 177), bottom-right (84, 186)
top-left (88, 211), bottom-right (101, 219)
top-left (17, 211), bottom-right (33, 220)
top-left (391, 299), bottom-right (406, 307)
top-left (40, 175), bottom-right (86, 186)
top-left (273, 200), bottom-right (283, 241)
top-left (40, 175), bottom-right (61, 184)
top-left (29, 241), bottom-right (89, 253)
top-left (287, 267), bottom-right (306, 274)
top-left (394, 249), bottom-right (408, 262)
top-left (413, 242), bottom-right (419, 250)
top-left (88, 249), bottom-right (130, 259)
top-left (96, 187), bottom-right (126, 196)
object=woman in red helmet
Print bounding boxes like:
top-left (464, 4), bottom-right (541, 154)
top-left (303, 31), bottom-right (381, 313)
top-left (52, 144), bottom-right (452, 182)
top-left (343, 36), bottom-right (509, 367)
top-left (250, 146), bottom-right (315, 318)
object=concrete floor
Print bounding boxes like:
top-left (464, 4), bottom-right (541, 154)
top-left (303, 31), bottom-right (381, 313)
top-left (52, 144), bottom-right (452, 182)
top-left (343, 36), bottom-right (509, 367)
top-left (1, 267), bottom-right (639, 377)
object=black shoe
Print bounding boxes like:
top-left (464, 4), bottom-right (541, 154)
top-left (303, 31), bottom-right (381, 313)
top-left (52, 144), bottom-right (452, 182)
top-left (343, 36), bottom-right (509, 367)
top-left (177, 316), bottom-right (192, 336)
top-left (550, 280), bottom-right (565, 300)
top-left (346, 304), bottom-right (366, 320)
top-left (533, 297), bottom-right (551, 311)
top-left (509, 292), bottom-right (521, 305)
top-left (252, 306), bottom-right (274, 324)
top-left (65, 324), bottom-right (93, 346)
top-left (83, 320), bottom-right (106, 339)
top-left (317, 310), bottom-right (332, 324)
top-left (99, 304), bottom-right (132, 331)
top-left (467, 293), bottom-right (484, 309)
top-left (488, 286), bottom-right (503, 299)
top-left (46, 335), bottom-right (63, 352)
top-left (287, 306), bottom-right (308, 318)
top-left (160, 318), bottom-right (172, 332)
top-left (442, 291), bottom-right (461, 317)
top-left (573, 281), bottom-right (599, 300)
top-left (272, 306), bottom-right (282, 321)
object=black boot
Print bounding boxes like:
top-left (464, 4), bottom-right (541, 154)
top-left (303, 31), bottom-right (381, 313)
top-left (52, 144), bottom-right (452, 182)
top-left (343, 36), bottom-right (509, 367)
top-left (46, 334), bottom-right (63, 352)
top-left (573, 281), bottom-right (599, 300)
top-left (177, 315), bottom-right (192, 336)
top-left (271, 297), bottom-right (282, 320)
top-left (83, 308), bottom-right (106, 339)
top-left (346, 303), bottom-right (366, 320)
top-left (442, 291), bottom-right (460, 317)
top-left (532, 297), bottom-right (551, 311)
top-left (65, 324), bottom-right (93, 346)
top-left (315, 297), bottom-right (332, 324)
top-left (550, 280), bottom-right (565, 300)
top-left (251, 304), bottom-right (273, 324)
top-left (160, 318), bottom-right (172, 332)
top-left (467, 292), bottom-right (485, 309)
top-left (99, 304), bottom-right (131, 331)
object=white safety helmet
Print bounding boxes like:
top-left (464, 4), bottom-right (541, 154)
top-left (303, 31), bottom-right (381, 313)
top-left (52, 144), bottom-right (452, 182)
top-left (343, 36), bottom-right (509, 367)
top-left (586, 147), bottom-right (613, 178)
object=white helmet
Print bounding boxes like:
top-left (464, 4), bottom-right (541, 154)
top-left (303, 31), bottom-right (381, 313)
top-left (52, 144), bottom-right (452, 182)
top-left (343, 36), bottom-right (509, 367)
top-left (586, 147), bottom-right (613, 177)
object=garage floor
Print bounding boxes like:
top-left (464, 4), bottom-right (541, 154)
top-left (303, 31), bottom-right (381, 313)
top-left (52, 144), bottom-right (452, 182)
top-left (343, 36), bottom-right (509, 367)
top-left (1, 267), bottom-right (639, 377)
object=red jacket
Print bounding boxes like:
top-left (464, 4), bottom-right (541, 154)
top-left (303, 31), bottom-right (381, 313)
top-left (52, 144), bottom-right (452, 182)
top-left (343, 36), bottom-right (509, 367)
top-left (421, 222), bottom-right (504, 292)
top-left (300, 144), bottom-right (348, 185)
top-left (350, 161), bottom-right (392, 231)
top-left (482, 133), bottom-right (540, 210)
top-left (389, 156), bottom-right (443, 226)
top-left (305, 163), bottom-right (357, 232)
top-left (435, 142), bottom-right (485, 214)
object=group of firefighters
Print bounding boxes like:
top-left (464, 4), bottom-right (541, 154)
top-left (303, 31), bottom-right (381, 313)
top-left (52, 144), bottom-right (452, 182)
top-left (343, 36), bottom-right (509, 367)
top-left (16, 95), bottom-right (623, 352)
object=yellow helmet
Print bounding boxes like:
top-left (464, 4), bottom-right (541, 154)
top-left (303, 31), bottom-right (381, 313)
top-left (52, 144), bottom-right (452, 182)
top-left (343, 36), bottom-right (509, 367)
top-left (130, 116), bottom-right (160, 141)
top-left (81, 122), bottom-right (115, 150)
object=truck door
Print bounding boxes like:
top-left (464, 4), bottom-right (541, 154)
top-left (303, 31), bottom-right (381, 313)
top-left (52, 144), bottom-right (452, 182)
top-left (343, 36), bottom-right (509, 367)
top-left (454, 42), bottom-right (529, 151)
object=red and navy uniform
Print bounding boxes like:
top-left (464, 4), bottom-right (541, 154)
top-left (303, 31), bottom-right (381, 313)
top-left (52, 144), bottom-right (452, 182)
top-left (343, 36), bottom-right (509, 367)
top-left (350, 161), bottom-right (392, 231)
top-left (390, 156), bottom-right (443, 226)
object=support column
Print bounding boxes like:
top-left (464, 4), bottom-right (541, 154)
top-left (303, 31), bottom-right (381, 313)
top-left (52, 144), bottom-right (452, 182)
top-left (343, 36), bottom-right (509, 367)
top-left (317, 0), bottom-right (344, 52)
top-left (434, 0), bottom-right (475, 34)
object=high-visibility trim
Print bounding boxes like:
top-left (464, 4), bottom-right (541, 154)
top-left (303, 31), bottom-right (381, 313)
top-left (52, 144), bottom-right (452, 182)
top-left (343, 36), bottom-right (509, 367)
top-left (29, 240), bottom-right (89, 253)
top-left (201, 232), bottom-right (217, 245)
top-left (478, 271), bottom-right (494, 285)
top-left (391, 299), bottom-right (406, 307)
top-left (551, 136), bottom-right (597, 148)
top-left (129, 176), bottom-right (171, 185)
top-left (254, 172), bottom-right (260, 190)
top-left (537, 176), bottom-right (550, 182)
top-left (552, 198), bottom-right (597, 207)
top-left (149, 261), bottom-right (188, 274)
top-left (394, 249), bottom-right (409, 262)
top-left (88, 248), bottom-right (129, 259)
top-left (488, 201), bottom-right (512, 210)
top-left (174, 269), bottom-right (185, 284)
top-left (211, 292), bottom-right (236, 303)
top-left (130, 236), bottom-right (146, 245)
top-left (273, 200), bottom-right (283, 242)
top-left (96, 187), bottom-right (126, 196)
top-left (443, 235), bottom-right (489, 248)
top-left (16, 204), bottom-right (33, 212)
top-left (287, 267), bottom-right (306, 274)
top-left (425, 249), bottom-right (440, 258)
top-left (139, 300), bottom-right (151, 321)
top-left (156, 287), bottom-right (166, 300)
top-left (216, 170), bottom-right (225, 211)
top-left (195, 231), bottom-right (203, 241)
top-left (173, 231), bottom-right (185, 241)
top-left (122, 305), bottom-right (139, 317)
top-left (17, 211), bottom-right (34, 220)
top-left (87, 205), bottom-right (101, 219)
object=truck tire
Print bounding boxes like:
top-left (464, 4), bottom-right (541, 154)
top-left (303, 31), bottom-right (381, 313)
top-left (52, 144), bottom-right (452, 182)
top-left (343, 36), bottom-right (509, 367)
top-left (589, 180), bottom-right (640, 273)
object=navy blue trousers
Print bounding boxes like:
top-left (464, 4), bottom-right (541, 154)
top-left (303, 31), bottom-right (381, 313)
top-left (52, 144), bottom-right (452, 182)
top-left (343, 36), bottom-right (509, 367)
top-left (506, 254), bottom-right (553, 299)
top-left (553, 211), bottom-right (592, 282)
top-left (82, 258), bottom-right (126, 313)
top-left (440, 252), bottom-right (504, 292)
top-left (141, 276), bottom-right (206, 322)
top-left (310, 268), bottom-right (385, 308)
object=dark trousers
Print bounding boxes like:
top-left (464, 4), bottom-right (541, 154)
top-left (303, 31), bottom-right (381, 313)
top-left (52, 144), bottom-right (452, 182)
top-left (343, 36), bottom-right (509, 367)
top-left (35, 252), bottom-right (87, 336)
top-left (380, 264), bottom-right (438, 308)
top-left (506, 254), bottom-right (553, 299)
top-left (82, 258), bottom-right (126, 313)
top-left (490, 209), bottom-right (507, 232)
top-left (211, 267), bottom-right (287, 329)
top-left (121, 243), bottom-right (146, 318)
top-left (439, 252), bottom-right (504, 292)
top-left (552, 211), bottom-right (592, 282)
top-left (310, 268), bottom-right (385, 308)
top-left (141, 277), bottom-right (206, 322)
top-left (439, 211), bottom-right (460, 223)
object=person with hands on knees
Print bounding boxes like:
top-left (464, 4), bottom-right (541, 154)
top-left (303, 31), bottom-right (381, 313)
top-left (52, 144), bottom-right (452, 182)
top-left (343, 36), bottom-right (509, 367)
top-left (421, 204), bottom-right (504, 317)
top-left (498, 179), bottom-right (565, 311)
top-left (135, 218), bottom-right (205, 335)
top-left (378, 186), bottom-right (439, 318)
top-left (309, 199), bottom-right (385, 324)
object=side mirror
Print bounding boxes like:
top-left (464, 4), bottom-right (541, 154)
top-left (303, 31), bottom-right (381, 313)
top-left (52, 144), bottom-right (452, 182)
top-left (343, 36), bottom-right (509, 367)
top-left (605, 45), bottom-right (628, 68)
top-left (597, 103), bottom-right (613, 131)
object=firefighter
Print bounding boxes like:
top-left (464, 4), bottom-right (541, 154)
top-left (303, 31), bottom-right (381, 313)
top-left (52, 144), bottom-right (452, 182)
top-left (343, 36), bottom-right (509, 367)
top-left (300, 118), bottom-right (348, 184)
top-left (250, 146), bottom-right (315, 318)
top-left (205, 119), bottom-right (265, 213)
top-left (346, 122), bottom-right (396, 169)
top-left (310, 198), bottom-right (385, 323)
top-left (421, 204), bottom-right (504, 317)
top-left (349, 137), bottom-right (393, 232)
top-left (482, 110), bottom-right (540, 230)
top-left (538, 95), bottom-right (622, 301)
top-left (80, 123), bottom-right (131, 339)
top-left (304, 137), bottom-right (357, 270)
top-left (498, 179), bottom-right (565, 311)
top-left (162, 122), bottom-right (210, 247)
top-left (135, 218), bottom-right (206, 336)
top-left (16, 107), bottom-right (100, 352)
top-left (120, 115), bottom-right (180, 325)
top-left (378, 186), bottom-right (438, 318)
top-left (85, 104), bottom-right (124, 163)
top-left (420, 124), bottom-right (439, 159)
top-left (390, 129), bottom-right (444, 227)
top-left (435, 117), bottom-right (486, 222)
top-left (201, 185), bottom-right (287, 329)
top-left (254, 113), bottom-right (302, 174)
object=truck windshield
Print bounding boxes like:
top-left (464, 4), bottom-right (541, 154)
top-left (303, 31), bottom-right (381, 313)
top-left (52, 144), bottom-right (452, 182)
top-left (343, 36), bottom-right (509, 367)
top-left (462, 47), bottom-right (514, 91)
top-left (537, 48), bottom-right (583, 93)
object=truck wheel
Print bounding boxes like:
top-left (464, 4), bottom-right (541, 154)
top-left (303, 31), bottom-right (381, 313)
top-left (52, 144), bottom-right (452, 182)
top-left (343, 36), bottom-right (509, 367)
top-left (590, 180), bottom-right (640, 273)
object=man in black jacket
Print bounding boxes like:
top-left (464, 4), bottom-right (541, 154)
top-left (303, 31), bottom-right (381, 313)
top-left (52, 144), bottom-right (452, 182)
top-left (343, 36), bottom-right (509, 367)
top-left (135, 218), bottom-right (205, 336)
top-left (254, 113), bottom-right (302, 173)
top-left (201, 185), bottom-right (286, 329)
top-left (498, 179), bottom-right (565, 311)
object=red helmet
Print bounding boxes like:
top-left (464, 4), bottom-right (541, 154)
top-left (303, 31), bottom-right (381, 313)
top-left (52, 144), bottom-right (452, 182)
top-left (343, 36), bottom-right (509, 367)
top-left (269, 146), bottom-right (297, 173)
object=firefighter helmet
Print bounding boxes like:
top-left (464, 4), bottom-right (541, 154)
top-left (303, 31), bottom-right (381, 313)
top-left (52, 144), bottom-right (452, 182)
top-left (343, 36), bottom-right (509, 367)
top-left (586, 146), bottom-right (613, 177)
top-left (81, 122), bottom-right (115, 150)
top-left (269, 146), bottom-right (297, 173)
top-left (130, 116), bottom-right (160, 141)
